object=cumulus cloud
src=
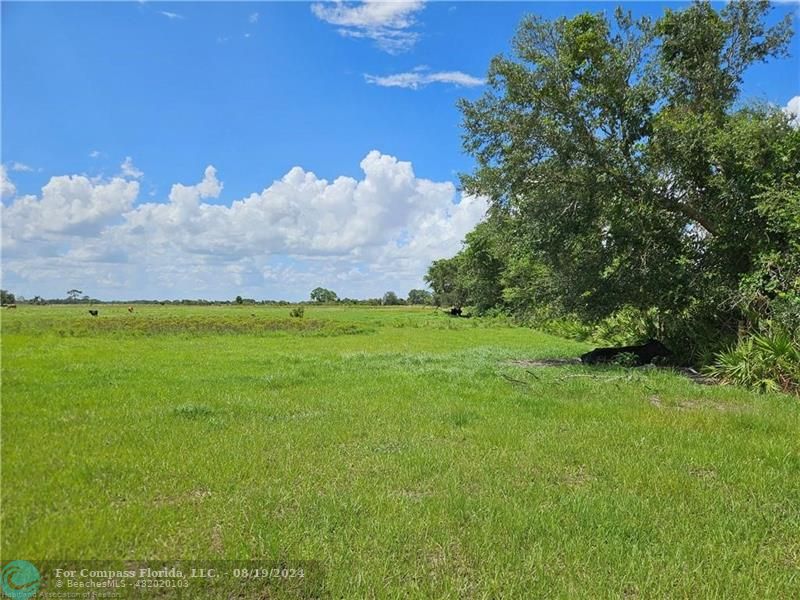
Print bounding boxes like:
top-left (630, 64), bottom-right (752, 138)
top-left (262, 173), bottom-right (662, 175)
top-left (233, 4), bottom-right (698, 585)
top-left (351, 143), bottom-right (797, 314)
top-left (311, 0), bottom-right (425, 54)
top-left (2, 175), bottom-right (139, 240)
top-left (120, 156), bottom-right (144, 179)
top-left (365, 67), bottom-right (484, 89)
top-left (1, 152), bottom-right (486, 300)
top-left (1, 165), bottom-right (16, 198)
top-left (784, 95), bottom-right (800, 128)
top-left (249, 12), bottom-right (259, 24)
top-left (89, 150), bottom-right (101, 158)
top-left (159, 11), bottom-right (183, 20)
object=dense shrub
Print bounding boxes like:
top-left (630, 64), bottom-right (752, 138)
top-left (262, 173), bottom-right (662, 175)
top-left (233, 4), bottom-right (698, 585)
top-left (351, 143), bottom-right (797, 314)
top-left (705, 325), bottom-right (800, 395)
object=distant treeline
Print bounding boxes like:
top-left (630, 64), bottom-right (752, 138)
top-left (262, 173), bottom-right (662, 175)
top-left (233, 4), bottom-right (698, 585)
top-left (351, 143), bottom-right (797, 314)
top-left (1, 290), bottom-right (436, 307)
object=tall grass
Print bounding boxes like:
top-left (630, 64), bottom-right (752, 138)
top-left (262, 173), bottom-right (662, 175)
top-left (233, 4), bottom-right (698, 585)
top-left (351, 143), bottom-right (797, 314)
top-left (2, 305), bottom-right (799, 597)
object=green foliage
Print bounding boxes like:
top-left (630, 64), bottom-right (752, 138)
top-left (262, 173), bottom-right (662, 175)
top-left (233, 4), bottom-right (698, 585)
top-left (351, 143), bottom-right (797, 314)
top-left (591, 307), bottom-right (662, 346)
top-left (289, 306), bottom-right (305, 318)
top-left (382, 291), bottom-right (402, 305)
top-left (235, 295), bottom-right (243, 305)
top-left (0, 289), bottom-right (15, 305)
top-left (425, 255), bottom-right (468, 308)
top-left (459, 1), bottom-right (792, 320)
top-left (407, 289), bottom-right (433, 305)
top-left (539, 317), bottom-right (594, 342)
top-left (310, 287), bottom-right (338, 303)
top-left (459, 222), bottom-right (506, 313)
top-left (705, 325), bottom-right (800, 395)
top-left (427, 2), bottom-right (796, 371)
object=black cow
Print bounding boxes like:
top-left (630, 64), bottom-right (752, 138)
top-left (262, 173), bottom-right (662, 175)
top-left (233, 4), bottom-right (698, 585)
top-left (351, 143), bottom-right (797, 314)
top-left (580, 339), bottom-right (672, 366)
top-left (449, 307), bottom-right (463, 317)
top-left (88, 310), bottom-right (99, 317)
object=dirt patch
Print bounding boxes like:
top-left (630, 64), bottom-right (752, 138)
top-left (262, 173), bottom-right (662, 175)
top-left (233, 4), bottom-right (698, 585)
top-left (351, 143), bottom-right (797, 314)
top-left (559, 465), bottom-right (595, 488)
top-left (211, 524), bottom-right (224, 554)
top-left (688, 466), bottom-right (718, 480)
top-left (394, 488), bottom-right (433, 502)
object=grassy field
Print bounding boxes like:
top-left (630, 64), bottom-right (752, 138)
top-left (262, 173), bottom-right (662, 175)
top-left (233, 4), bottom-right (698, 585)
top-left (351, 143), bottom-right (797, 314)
top-left (2, 304), bottom-right (799, 598)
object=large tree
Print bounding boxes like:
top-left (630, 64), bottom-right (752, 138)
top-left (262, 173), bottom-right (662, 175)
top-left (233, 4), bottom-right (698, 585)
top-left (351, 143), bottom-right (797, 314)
top-left (458, 1), bottom-right (794, 320)
top-left (407, 289), bottom-right (433, 305)
top-left (425, 256), bottom-right (468, 308)
top-left (310, 287), bottom-right (338, 303)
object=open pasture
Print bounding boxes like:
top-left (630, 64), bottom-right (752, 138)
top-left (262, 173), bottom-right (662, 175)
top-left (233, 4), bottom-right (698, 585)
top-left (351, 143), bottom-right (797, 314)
top-left (2, 305), bottom-right (798, 597)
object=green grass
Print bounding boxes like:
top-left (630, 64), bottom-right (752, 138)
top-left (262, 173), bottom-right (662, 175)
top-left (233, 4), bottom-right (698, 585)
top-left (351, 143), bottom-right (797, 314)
top-left (2, 305), bottom-right (799, 597)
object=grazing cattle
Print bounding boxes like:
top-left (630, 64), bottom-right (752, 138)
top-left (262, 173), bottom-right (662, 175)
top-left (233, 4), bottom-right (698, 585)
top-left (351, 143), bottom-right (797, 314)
top-left (127, 306), bottom-right (134, 313)
top-left (581, 339), bottom-right (673, 366)
top-left (449, 307), bottom-right (463, 317)
top-left (88, 309), bottom-right (99, 317)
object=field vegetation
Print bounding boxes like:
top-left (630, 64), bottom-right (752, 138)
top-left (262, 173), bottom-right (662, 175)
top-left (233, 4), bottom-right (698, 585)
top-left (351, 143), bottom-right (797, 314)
top-left (2, 305), bottom-right (798, 597)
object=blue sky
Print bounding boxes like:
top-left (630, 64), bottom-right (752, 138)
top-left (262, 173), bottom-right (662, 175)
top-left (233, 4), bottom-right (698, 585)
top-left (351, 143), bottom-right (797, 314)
top-left (2, 1), bottom-right (798, 301)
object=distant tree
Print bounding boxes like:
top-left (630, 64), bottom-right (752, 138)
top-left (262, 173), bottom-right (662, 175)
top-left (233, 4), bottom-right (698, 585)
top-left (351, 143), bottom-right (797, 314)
top-left (235, 295), bottom-right (243, 305)
top-left (407, 289), bottom-right (433, 305)
top-left (67, 289), bottom-right (83, 302)
top-left (382, 291), bottom-right (401, 305)
top-left (310, 287), bottom-right (338, 303)
top-left (460, 221), bottom-right (506, 313)
top-left (0, 289), bottom-right (15, 305)
top-left (425, 256), bottom-right (468, 308)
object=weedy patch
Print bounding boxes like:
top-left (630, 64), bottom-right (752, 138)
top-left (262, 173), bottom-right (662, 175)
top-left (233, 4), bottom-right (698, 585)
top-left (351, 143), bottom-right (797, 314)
top-left (172, 403), bottom-right (215, 419)
top-left (4, 315), bottom-right (372, 337)
top-left (449, 409), bottom-right (478, 428)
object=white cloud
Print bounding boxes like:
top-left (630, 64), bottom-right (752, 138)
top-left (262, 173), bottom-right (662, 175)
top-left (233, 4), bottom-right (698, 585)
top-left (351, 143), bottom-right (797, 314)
top-left (364, 67), bottom-right (484, 90)
top-left (120, 157), bottom-right (144, 179)
top-left (1, 165), bottom-right (16, 198)
top-left (9, 161), bottom-right (33, 172)
top-left (160, 11), bottom-right (184, 20)
top-left (249, 12), bottom-right (259, 24)
top-left (311, 0), bottom-right (425, 54)
top-left (2, 175), bottom-right (139, 241)
top-left (89, 150), bottom-right (101, 158)
top-left (1, 152), bottom-right (486, 300)
top-left (784, 95), bottom-right (800, 128)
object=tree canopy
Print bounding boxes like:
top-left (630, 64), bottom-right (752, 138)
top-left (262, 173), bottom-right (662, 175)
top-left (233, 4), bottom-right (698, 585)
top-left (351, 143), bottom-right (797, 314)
top-left (310, 287), bottom-right (339, 303)
top-left (428, 0), bottom-right (798, 360)
top-left (407, 289), bottom-right (433, 305)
